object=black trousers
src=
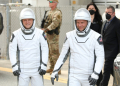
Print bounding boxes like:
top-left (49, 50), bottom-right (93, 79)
top-left (101, 56), bottom-right (115, 86)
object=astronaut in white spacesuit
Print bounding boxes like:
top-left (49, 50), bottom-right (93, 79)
top-left (51, 8), bottom-right (104, 86)
top-left (9, 8), bottom-right (49, 86)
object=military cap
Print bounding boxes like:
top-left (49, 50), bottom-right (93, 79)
top-left (48, 0), bottom-right (59, 3)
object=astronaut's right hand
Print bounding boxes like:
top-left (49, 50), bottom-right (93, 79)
top-left (13, 70), bottom-right (20, 76)
top-left (88, 72), bottom-right (99, 85)
top-left (38, 66), bottom-right (46, 75)
top-left (51, 73), bottom-right (59, 85)
top-left (39, 69), bottom-right (46, 75)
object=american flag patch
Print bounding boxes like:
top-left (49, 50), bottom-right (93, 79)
top-left (97, 36), bottom-right (103, 45)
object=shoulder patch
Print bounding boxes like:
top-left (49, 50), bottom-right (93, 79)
top-left (10, 33), bottom-right (15, 42)
top-left (97, 36), bottom-right (103, 45)
top-left (42, 32), bottom-right (47, 40)
top-left (57, 15), bottom-right (60, 19)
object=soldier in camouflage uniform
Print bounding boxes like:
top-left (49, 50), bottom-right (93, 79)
top-left (43, 0), bottom-right (62, 74)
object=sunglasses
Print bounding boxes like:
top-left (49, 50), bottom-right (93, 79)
top-left (49, 1), bottom-right (55, 3)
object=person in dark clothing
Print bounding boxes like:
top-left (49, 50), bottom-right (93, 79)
top-left (87, 2), bottom-right (103, 86)
top-left (100, 6), bottom-right (120, 86)
top-left (87, 2), bottom-right (102, 34)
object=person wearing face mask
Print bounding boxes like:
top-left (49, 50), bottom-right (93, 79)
top-left (100, 6), bottom-right (120, 86)
top-left (87, 3), bottom-right (103, 86)
top-left (86, 2), bottom-right (102, 34)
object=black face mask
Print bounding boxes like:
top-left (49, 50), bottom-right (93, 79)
top-left (89, 10), bottom-right (95, 15)
top-left (106, 13), bottom-right (111, 20)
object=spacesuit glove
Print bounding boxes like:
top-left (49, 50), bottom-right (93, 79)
top-left (38, 66), bottom-right (46, 75)
top-left (13, 70), bottom-right (20, 76)
top-left (88, 72), bottom-right (99, 85)
top-left (51, 73), bottom-right (59, 85)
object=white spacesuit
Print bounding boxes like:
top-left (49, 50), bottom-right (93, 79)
top-left (9, 8), bottom-right (49, 86)
top-left (51, 8), bottom-right (104, 86)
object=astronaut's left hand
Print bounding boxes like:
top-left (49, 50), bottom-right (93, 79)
top-left (38, 67), bottom-right (46, 75)
top-left (88, 72), bottom-right (99, 85)
top-left (13, 70), bottom-right (20, 76)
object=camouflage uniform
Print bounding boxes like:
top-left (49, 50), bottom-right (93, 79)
top-left (44, 8), bottom-right (62, 70)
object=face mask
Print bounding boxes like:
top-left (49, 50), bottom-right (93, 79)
top-left (89, 10), bottom-right (95, 15)
top-left (106, 13), bottom-right (111, 20)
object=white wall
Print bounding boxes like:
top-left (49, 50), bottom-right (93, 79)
top-left (37, 0), bottom-right (48, 7)
top-left (71, 0), bottom-right (92, 5)
top-left (22, 0), bottom-right (37, 6)
top-left (22, 0), bottom-right (92, 6)
top-left (57, 0), bottom-right (70, 6)
top-left (37, 0), bottom-right (70, 7)
top-left (22, 0), bottom-right (70, 7)
top-left (94, 0), bottom-right (120, 3)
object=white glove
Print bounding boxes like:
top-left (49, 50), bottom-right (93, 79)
top-left (91, 72), bottom-right (99, 79)
top-left (88, 72), bottom-right (99, 85)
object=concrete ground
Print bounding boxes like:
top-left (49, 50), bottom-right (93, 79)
top-left (0, 59), bottom-right (113, 86)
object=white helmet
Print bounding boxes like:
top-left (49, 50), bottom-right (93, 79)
top-left (74, 8), bottom-right (91, 36)
top-left (20, 8), bottom-right (35, 34)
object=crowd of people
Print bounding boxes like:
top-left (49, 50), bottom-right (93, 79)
top-left (2, 0), bottom-right (120, 86)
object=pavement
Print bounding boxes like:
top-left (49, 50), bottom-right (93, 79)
top-left (0, 59), bottom-right (113, 86)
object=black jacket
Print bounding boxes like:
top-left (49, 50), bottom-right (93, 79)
top-left (90, 18), bottom-right (102, 34)
top-left (101, 16), bottom-right (120, 58)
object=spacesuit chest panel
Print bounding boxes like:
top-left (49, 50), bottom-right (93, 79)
top-left (69, 30), bottom-right (95, 56)
top-left (67, 30), bottom-right (97, 74)
top-left (17, 30), bottom-right (40, 51)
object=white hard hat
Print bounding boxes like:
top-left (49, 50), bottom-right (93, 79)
top-left (20, 8), bottom-right (35, 34)
top-left (74, 8), bottom-right (91, 36)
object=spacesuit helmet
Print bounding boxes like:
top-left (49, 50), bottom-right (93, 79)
top-left (20, 8), bottom-right (35, 34)
top-left (74, 8), bottom-right (91, 36)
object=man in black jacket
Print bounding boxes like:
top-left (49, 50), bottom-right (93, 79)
top-left (100, 6), bottom-right (120, 86)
